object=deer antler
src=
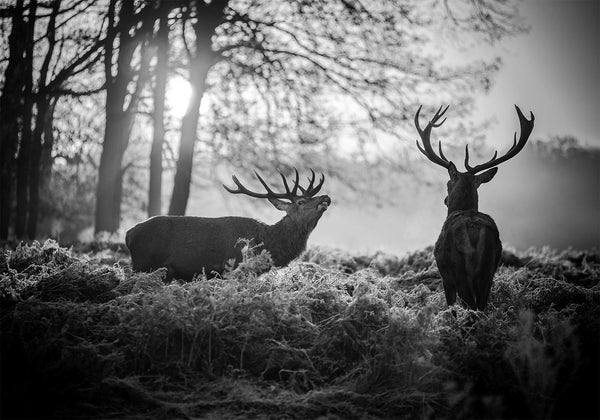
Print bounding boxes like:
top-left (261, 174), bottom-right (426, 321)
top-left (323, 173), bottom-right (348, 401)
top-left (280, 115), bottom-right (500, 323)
top-left (414, 105), bottom-right (452, 170)
top-left (224, 169), bottom-right (325, 199)
top-left (298, 169), bottom-right (325, 197)
top-left (465, 105), bottom-right (535, 174)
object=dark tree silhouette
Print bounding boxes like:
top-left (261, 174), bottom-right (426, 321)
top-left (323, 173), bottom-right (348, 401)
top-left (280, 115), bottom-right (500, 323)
top-left (0, 0), bottom-right (105, 239)
top-left (168, 1), bottom-right (227, 215)
top-left (0, 0), bottom-right (28, 239)
top-left (148, 12), bottom-right (170, 217)
top-left (95, 0), bottom-right (159, 233)
top-left (164, 0), bottom-right (526, 216)
top-left (1, 0), bottom-right (527, 236)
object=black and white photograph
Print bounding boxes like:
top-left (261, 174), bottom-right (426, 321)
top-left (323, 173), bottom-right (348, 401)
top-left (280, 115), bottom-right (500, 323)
top-left (1, 0), bottom-right (598, 418)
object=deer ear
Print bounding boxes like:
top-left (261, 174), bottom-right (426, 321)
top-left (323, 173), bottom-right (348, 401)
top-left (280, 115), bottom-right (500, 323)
top-left (448, 162), bottom-right (458, 180)
top-left (268, 198), bottom-right (290, 211)
top-left (475, 167), bottom-right (498, 186)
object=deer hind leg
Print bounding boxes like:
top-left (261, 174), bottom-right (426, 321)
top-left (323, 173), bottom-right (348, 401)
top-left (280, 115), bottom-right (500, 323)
top-left (475, 236), bottom-right (500, 311)
top-left (452, 248), bottom-right (478, 310)
top-left (435, 251), bottom-right (458, 307)
top-left (457, 275), bottom-right (477, 309)
top-left (442, 276), bottom-right (457, 307)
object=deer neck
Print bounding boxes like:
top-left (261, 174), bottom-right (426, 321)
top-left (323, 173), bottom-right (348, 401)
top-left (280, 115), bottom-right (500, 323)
top-left (447, 186), bottom-right (478, 215)
top-left (264, 215), bottom-right (314, 266)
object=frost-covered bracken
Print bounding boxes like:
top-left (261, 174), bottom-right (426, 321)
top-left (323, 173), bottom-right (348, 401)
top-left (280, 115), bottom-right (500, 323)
top-left (1, 240), bottom-right (598, 419)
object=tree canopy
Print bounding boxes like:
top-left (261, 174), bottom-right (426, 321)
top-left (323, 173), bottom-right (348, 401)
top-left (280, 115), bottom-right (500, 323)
top-left (0, 0), bottom-right (527, 239)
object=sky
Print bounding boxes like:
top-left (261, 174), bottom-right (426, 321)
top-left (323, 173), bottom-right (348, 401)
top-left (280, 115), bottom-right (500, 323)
top-left (472, 0), bottom-right (600, 148)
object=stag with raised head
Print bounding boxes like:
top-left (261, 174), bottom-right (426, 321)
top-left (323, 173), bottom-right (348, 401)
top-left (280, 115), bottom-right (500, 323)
top-left (414, 105), bottom-right (534, 310)
top-left (126, 169), bottom-right (331, 280)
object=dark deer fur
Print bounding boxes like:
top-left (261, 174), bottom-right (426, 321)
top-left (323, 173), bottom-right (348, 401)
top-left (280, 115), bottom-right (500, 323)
top-left (415, 105), bottom-right (534, 310)
top-left (126, 170), bottom-right (330, 280)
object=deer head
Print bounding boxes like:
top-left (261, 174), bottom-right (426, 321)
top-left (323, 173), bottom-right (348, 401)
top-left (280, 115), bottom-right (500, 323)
top-left (415, 105), bottom-right (535, 214)
top-left (223, 168), bottom-right (331, 231)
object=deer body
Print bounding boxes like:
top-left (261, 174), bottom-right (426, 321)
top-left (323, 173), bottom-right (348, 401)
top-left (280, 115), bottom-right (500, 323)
top-left (414, 105), bottom-right (534, 310)
top-left (126, 170), bottom-right (330, 280)
top-left (435, 210), bottom-right (501, 310)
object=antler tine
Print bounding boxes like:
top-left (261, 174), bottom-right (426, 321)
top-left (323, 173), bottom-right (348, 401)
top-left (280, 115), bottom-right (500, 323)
top-left (414, 105), bottom-right (423, 133)
top-left (431, 104), bottom-right (449, 127)
top-left (464, 145), bottom-right (498, 172)
top-left (278, 168), bottom-right (301, 196)
top-left (307, 172), bottom-right (325, 197)
top-left (225, 169), bottom-right (324, 200)
top-left (438, 141), bottom-right (449, 162)
top-left (224, 171), bottom-right (296, 199)
top-left (306, 169), bottom-right (317, 191)
top-left (254, 170), bottom-right (279, 196)
top-left (279, 171), bottom-right (291, 195)
top-left (414, 105), bottom-right (452, 169)
top-left (465, 105), bottom-right (535, 174)
top-left (291, 168), bottom-right (299, 195)
top-left (310, 168), bottom-right (317, 187)
top-left (223, 175), bottom-right (271, 198)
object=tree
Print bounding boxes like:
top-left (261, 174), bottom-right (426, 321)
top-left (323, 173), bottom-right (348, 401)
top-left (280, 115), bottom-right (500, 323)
top-left (0, 0), bottom-right (106, 239)
top-left (2, 0), bottom-right (528, 238)
top-left (164, 0), bottom-right (526, 216)
top-left (148, 9), bottom-right (170, 217)
top-left (94, 0), bottom-right (158, 233)
top-left (0, 0), bottom-right (28, 239)
top-left (14, 0), bottom-right (37, 238)
top-left (168, 0), bottom-right (227, 215)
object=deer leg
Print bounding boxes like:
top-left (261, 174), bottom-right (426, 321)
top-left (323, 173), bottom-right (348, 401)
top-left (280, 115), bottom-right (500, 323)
top-left (475, 266), bottom-right (495, 311)
top-left (461, 282), bottom-right (478, 310)
top-left (474, 234), bottom-right (500, 310)
top-left (461, 273), bottom-right (478, 310)
top-left (441, 277), bottom-right (457, 307)
top-left (436, 256), bottom-right (457, 307)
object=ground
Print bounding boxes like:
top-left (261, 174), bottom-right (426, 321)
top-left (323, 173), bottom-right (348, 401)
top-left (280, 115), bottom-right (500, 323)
top-left (1, 240), bottom-right (598, 419)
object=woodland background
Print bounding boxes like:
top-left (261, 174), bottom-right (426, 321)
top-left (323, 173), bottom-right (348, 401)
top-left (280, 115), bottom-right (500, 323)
top-left (0, 0), bottom-right (597, 253)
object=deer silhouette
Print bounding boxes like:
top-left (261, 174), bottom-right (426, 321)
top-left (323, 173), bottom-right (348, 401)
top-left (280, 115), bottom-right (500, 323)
top-left (126, 169), bottom-right (331, 280)
top-left (414, 105), bottom-right (534, 310)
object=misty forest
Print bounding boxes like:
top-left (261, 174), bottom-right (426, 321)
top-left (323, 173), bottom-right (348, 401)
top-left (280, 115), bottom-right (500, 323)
top-left (1, 0), bottom-right (598, 419)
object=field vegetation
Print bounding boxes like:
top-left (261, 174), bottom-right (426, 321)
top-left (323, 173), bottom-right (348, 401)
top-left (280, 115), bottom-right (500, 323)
top-left (1, 240), bottom-right (598, 419)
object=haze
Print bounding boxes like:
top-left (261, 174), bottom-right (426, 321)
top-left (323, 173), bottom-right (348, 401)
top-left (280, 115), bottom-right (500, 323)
top-left (182, 1), bottom-right (600, 256)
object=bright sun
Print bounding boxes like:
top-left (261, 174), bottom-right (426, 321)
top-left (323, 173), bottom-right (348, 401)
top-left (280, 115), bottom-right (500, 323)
top-left (166, 75), bottom-right (192, 118)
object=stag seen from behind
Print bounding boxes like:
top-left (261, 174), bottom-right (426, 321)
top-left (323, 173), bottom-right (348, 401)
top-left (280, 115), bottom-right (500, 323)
top-left (414, 105), bottom-right (534, 310)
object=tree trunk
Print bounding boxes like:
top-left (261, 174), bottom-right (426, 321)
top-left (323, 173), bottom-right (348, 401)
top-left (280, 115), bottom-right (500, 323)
top-left (39, 99), bottom-right (57, 195)
top-left (95, 0), bottom-right (153, 234)
top-left (168, 1), bottom-right (226, 216)
top-left (167, 60), bottom-right (208, 215)
top-left (15, 0), bottom-right (37, 238)
top-left (0, 0), bottom-right (26, 239)
top-left (28, 97), bottom-right (53, 239)
top-left (148, 14), bottom-right (169, 217)
top-left (96, 107), bottom-right (131, 233)
top-left (27, 0), bottom-right (60, 239)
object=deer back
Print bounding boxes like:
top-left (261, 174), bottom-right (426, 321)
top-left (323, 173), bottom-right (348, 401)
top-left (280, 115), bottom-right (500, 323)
top-left (126, 215), bottom-right (269, 280)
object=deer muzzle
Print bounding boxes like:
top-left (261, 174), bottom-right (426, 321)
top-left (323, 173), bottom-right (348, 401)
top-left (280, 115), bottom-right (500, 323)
top-left (317, 196), bottom-right (331, 212)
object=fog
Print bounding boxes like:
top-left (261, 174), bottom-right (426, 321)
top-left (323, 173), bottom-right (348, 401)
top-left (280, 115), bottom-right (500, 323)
top-left (180, 144), bottom-right (598, 257)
